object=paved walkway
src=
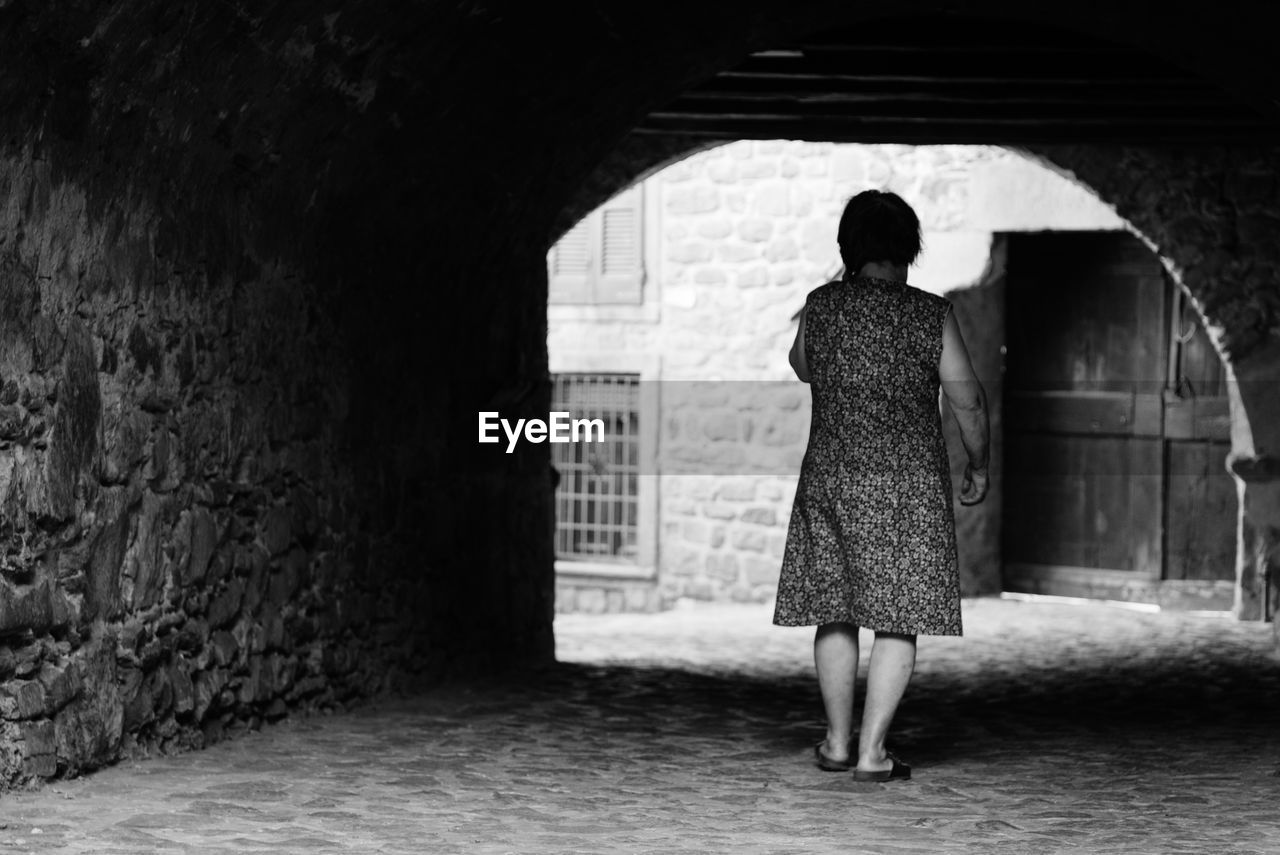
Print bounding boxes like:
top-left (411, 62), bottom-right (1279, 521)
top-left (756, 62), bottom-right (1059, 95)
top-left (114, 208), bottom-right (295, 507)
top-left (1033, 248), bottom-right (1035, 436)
top-left (2, 597), bottom-right (1279, 854)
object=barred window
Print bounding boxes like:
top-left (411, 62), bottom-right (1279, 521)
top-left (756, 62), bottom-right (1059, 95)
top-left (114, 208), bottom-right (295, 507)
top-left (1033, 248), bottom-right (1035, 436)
top-left (551, 373), bottom-right (641, 562)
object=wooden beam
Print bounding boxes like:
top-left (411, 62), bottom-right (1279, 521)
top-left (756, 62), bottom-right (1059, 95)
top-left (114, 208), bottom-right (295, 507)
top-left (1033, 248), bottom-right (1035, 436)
top-left (645, 107), bottom-right (1275, 128)
top-left (633, 116), bottom-right (1280, 145)
top-left (730, 52), bottom-right (1180, 82)
top-left (664, 95), bottom-right (1246, 121)
top-left (713, 70), bottom-right (1202, 88)
top-left (688, 75), bottom-right (1225, 105)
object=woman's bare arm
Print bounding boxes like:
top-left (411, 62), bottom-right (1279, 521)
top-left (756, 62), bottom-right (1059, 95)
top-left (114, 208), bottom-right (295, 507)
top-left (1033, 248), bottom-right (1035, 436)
top-left (939, 308), bottom-right (989, 505)
top-left (789, 304), bottom-right (811, 383)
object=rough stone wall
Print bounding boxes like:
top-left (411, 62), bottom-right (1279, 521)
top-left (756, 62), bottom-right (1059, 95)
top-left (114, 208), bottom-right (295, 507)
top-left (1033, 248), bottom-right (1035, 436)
top-left (0, 154), bottom-right (369, 783)
top-left (1, 2), bottom-right (558, 789)
top-left (550, 141), bottom-right (1126, 609)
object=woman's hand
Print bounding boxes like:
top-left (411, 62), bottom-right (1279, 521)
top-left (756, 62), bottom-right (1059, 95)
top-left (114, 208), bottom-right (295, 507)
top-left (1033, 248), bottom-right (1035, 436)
top-left (959, 463), bottom-right (989, 506)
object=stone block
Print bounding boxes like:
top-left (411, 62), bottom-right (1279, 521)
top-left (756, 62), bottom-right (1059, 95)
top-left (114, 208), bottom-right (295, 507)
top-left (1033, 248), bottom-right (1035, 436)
top-left (171, 664), bottom-right (195, 715)
top-left (130, 491), bottom-right (171, 610)
top-left (714, 481), bottom-right (757, 502)
top-left (682, 520), bottom-right (710, 544)
top-left (186, 507), bottom-right (218, 584)
top-left (702, 413), bottom-right (739, 442)
top-left (604, 589), bottom-right (625, 613)
top-left (741, 507), bottom-right (778, 526)
top-left (730, 529), bottom-right (767, 552)
top-left (698, 218), bottom-right (733, 239)
top-left (2, 679), bottom-right (47, 720)
top-left (668, 499), bottom-right (697, 517)
top-left (668, 241), bottom-right (714, 265)
top-left (737, 266), bottom-right (768, 288)
top-left (623, 584), bottom-right (653, 612)
top-left (194, 668), bottom-right (229, 720)
top-left (0, 578), bottom-right (53, 635)
top-left (745, 556), bottom-right (780, 586)
top-left (781, 158), bottom-right (800, 178)
top-left (693, 267), bottom-right (727, 285)
top-left (685, 580), bottom-right (714, 600)
top-left (261, 506), bottom-right (293, 556)
top-left (740, 161), bottom-right (777, 180)
top-left (666, 186), bottom-right (719, 215)
top-left (263, 613), bottom-right (287, 651)
top-left (753, 184), bottom-right (790, 216)
top-left (738, 218), bottom-right (773, 243)
top-left (710, 525), bottom-right (726, 549)
top-left (706, 553), bottom-right (740, 582)
top-left (20, 719), bottom-right (56, 778)
top-left (576, 587), bottom-right (606, 614)
top-left (177, 618), bottom-right (209, 652)
top-left (207, 578), bottom-right (245, 629)
top-left (702, 503), bottom-right (738, 521)
top-left (708, 161), bottom-right (737, 183)
top-left (555, 584), bottom-right (577, 614)
top-left (804, 159), bottom-right (829, 178)
top-left (37, 662), bottom-right (81, 715)
top-left (210, 630), bottom-right (239, 667)
top-left (664, 544), bottom-right (702, 577)
top-left (832, 149), bottom-right (867, 182)
top-left (718, 243), bottom-right (758, 264)
top-left (766, 237), bottom-right (800, 263)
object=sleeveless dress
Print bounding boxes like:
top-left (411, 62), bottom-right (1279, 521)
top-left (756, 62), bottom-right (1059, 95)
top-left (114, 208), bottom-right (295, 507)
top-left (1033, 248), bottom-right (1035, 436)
top-left (772, 274), bottom-right (962, 636)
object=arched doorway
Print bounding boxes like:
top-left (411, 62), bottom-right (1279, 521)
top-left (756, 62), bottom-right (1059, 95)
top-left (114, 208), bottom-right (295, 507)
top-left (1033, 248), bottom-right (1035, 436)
top-left (548, 141), bottom-right (1238, 614)
top-left (545, 10), bottom-right (1280, 628)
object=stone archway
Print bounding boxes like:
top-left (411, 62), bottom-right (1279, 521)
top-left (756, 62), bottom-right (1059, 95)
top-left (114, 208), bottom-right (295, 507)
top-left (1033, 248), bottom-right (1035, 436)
top-left (550, 140), bottom-right (1257, 615)
top-left (564, 137), bottom-right (1280, 627)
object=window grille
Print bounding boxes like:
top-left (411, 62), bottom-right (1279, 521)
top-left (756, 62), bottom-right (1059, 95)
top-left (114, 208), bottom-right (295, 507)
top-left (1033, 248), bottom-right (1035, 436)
top-left (551, 373), bottom-right (641, 563)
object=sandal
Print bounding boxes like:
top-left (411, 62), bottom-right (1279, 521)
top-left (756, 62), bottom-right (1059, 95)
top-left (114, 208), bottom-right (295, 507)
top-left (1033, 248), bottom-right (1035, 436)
top-left (853, 751), bottom-right (911, 782)
top-left (814, 742), bottom-right (856, 772)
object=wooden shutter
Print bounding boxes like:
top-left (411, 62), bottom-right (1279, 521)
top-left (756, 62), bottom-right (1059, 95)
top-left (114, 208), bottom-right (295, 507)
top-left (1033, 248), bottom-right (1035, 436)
top-left (596, 185), bottom-right (644, 304)
top-left (548, 218), bottom-right (593, 303)
top-left (547, 184), bottom-right (645, 305)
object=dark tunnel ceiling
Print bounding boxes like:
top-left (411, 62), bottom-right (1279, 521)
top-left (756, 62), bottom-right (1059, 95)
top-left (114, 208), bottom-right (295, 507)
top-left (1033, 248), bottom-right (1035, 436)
top-left (636, 18), bottom-right (1280, 145)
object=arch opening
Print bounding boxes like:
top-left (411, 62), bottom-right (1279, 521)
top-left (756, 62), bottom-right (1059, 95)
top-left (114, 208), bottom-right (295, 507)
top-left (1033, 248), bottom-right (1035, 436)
top-left (549, 141), bottom-right (1245, 617)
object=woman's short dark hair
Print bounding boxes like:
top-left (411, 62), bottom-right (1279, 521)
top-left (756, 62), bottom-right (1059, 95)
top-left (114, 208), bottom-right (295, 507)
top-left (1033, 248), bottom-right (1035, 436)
top-left (837, 190), bottom-right (922, 274)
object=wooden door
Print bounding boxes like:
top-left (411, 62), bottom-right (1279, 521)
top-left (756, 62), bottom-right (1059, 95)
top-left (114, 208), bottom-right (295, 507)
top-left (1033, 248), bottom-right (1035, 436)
top-left (1002, 232), bottom-right (1235, 608)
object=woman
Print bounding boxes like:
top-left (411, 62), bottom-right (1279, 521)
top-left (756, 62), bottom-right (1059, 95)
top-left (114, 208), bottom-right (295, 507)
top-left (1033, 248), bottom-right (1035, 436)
top-left (774, 190), bottom-right (989, 782)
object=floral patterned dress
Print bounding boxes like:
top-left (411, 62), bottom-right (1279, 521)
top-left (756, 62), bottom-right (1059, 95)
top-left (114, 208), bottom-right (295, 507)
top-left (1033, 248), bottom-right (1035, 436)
top-left (773, 274), bottom-right (962, 636)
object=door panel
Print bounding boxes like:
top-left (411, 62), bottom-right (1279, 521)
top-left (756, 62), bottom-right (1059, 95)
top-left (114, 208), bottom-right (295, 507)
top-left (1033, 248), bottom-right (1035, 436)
top-left (1165, 440), bottom-right (1238, 582)
top-left (1005, 434), bottom-right (1162, 574)
top-left (1002, 231), bottom-right (1234, 608)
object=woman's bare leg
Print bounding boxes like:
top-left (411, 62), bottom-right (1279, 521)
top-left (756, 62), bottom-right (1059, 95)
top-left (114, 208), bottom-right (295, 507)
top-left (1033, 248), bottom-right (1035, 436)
top-left (857, 631), bottom-right (917, 771)
top-left (814, 622), bottom-right (859, 760)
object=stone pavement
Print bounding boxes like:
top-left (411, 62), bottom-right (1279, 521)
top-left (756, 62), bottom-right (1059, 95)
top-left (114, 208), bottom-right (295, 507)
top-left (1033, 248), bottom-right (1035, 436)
top-left (1, 597), bottom-right (1279, 854)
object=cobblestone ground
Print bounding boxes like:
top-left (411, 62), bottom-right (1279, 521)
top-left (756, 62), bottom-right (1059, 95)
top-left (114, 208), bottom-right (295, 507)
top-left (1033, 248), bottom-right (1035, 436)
top-left (2, 597), bottom-right (1279, 854)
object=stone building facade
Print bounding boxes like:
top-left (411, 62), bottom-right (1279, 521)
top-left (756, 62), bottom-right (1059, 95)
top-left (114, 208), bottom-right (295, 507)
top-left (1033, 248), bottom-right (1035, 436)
top-left (548, 140), bottom-right (1179, 613)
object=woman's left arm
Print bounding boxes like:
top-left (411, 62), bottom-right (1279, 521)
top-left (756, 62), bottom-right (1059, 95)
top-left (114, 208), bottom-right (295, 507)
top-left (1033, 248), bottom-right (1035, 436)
top-left (789, 304), bottom-right (811, 383)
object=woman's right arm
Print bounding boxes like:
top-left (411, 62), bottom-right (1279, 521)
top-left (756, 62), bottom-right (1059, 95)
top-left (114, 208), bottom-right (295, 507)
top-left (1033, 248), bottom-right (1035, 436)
top-left (939, 308), bottom-right (990, 505)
